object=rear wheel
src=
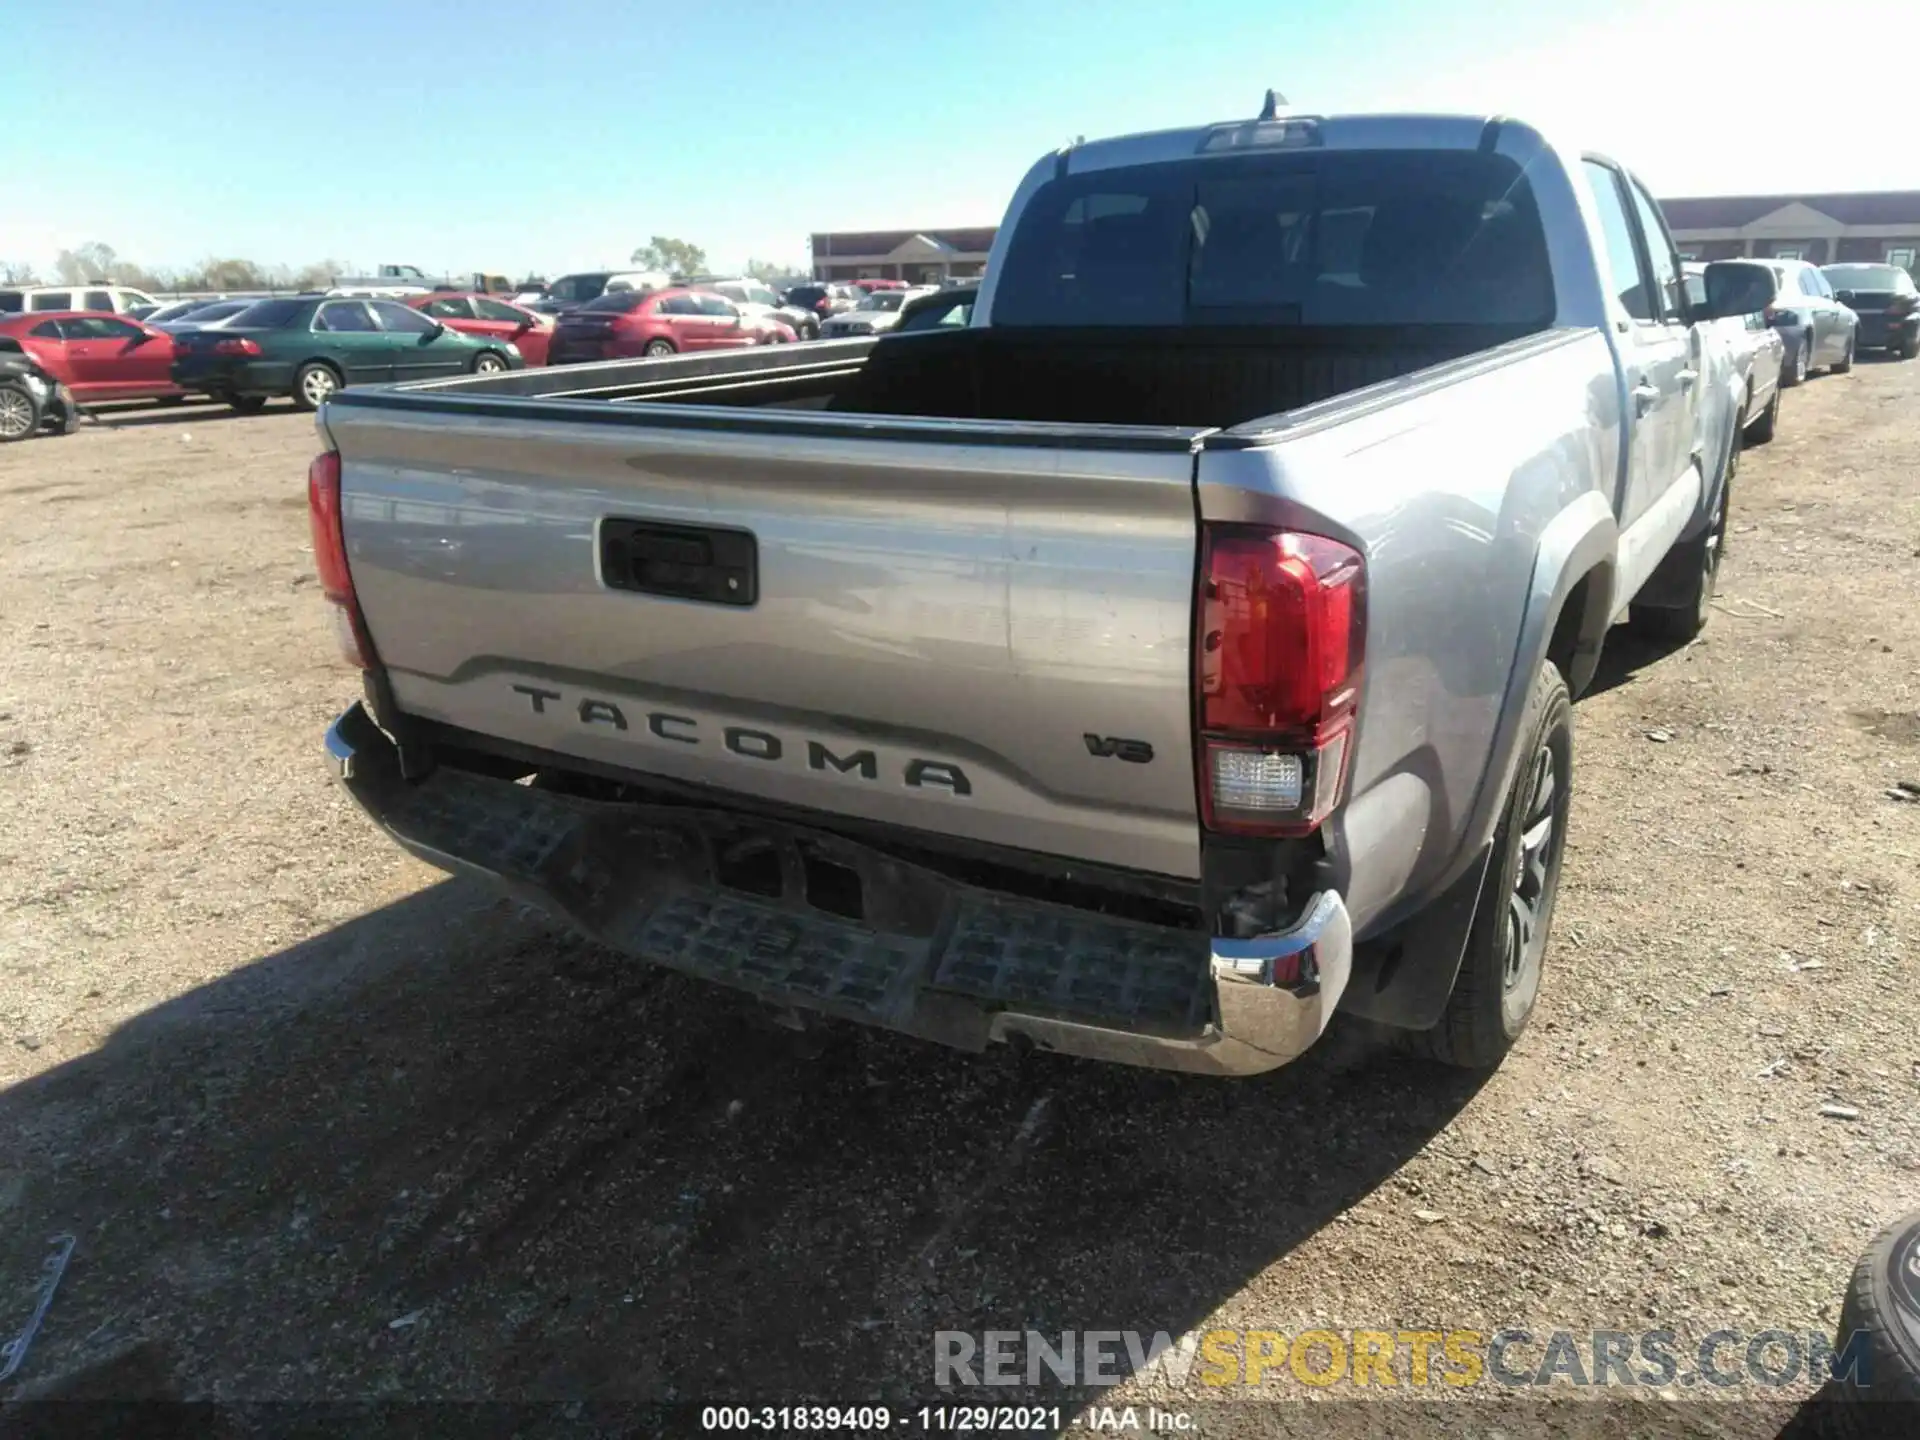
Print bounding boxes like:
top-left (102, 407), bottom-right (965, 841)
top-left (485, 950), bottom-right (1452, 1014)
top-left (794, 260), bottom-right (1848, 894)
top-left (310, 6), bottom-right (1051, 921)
top-left (0, 382), bottom-right (42, 442)
top-left (1834, 333), bottom-right (1855, 373)
top-left (1900, 333), bottom-right (1919, 361)
top-left (1400, 660), bottom-right (1572, 1069)
top-left (472, 351), bottom-right (508, 374)
top-left (292, 362), bottom-right (341, 411)
top-left (1745, 386), bottom-right (1779, 445)
top-left (229, 394), bottom-right (268, 414)
top-left (643, 338), bottom-right (676, 358)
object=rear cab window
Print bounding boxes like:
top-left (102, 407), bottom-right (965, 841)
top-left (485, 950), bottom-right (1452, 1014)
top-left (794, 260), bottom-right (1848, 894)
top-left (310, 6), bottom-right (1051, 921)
top-left (28, 292), bottom-right (74, 312)
top-left (993, 148), bottom-right (1556, 329)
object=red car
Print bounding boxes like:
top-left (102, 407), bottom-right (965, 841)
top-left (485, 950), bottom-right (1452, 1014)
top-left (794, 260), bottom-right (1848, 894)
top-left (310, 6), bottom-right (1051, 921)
top-left (407, 292), bottom-right (554, 366)
top-left (547, 287), bottom-right (765, 365)
top-left (852, 278), bottom-right (909, 293)
top-left (0, 311), bottom-right (183, 403)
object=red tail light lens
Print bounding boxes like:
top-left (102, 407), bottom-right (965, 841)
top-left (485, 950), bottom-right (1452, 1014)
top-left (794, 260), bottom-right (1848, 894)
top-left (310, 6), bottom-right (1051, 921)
top-left (213, 336), bottom-right (262, 356)
top-left (307, 450), bottom-right (373, 669)
top-left (1197, 526), bottom-right (1366, 835)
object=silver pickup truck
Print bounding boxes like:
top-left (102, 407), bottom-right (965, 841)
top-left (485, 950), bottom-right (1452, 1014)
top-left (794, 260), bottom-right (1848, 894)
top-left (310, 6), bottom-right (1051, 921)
top-left (312, 104), bottom-right (1773, 1076)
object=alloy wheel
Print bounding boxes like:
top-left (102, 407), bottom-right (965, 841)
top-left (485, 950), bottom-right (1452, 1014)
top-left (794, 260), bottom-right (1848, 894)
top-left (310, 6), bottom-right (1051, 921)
top-left (475, 353), bottom-right (506, 373)
top-left (301, 368), bottom-right (338, 406)
top-left (0, 389), bottom-right (33, 440)
top-left (1501, 727), bottom-right (1568, 1027)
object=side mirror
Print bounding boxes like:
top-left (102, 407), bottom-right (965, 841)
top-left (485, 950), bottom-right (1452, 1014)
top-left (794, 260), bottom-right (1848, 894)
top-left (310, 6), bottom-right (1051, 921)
top-left (1700, 261), bottom-right (1776, 320)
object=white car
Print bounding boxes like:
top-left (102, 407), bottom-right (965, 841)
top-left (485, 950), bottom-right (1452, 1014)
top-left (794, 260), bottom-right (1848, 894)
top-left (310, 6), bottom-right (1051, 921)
top-left (0, 283), bottom-right (161, 317)
top-left (819, 286), bottom-right (938, 338)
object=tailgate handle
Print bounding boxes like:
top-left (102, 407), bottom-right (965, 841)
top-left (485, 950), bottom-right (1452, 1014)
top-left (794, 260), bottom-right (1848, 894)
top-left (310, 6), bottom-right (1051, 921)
top-left (600, 519), bottom-right (758, 607)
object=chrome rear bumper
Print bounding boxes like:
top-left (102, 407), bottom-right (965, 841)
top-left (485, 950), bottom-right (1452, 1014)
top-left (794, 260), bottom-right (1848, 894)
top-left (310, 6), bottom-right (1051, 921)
top-left (326, 703), bottom-right (1351, 1076)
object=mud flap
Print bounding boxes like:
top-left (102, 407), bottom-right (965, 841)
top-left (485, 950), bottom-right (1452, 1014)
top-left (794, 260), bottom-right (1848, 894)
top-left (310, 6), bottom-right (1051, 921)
top-left (1336, 839), bottom-right (1492, 1030)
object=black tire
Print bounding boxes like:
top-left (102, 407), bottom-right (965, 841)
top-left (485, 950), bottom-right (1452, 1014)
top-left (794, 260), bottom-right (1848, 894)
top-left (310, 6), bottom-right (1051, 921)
top-left (643, 338), bottom-right (676, 358)
top-left (1834, 333), bottom-right (1855, 373)
top-left (1629, 426), bottom-right (1734, 642)
top-left (53, 387), bottom-right (80, 435)
top-left (1784, 332), bottom-right (1811, 387)
top-left (803, 320), bottom-right (820, 341)
top-left (0, 381), bottom-right (42, 442)
top-left (1823, 1211), bottom-right (1920, 1437)
top-left (1899, 334), bottom-right (1919, 361)
top-left (1746, 385), bottom-right (1779, 445)
top-left (471, 350), bottom-right (509, 374)
top-left (292, 362), bottom-right (342, 411)
top-left (1400, 660), bottom-right (1572, 1069)
top-left (229, 394), bottom-right (268, 414)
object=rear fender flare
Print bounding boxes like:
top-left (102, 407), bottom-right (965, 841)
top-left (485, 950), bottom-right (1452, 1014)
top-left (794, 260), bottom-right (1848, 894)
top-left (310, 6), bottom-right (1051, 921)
top-left (1341, 490), bottom-right (1614, 1031)
top-left (1457, 488), bottom-right (1615, 872)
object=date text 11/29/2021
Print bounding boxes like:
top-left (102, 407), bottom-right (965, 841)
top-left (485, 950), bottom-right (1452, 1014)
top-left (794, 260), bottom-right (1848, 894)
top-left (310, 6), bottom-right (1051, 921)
top-left (699, 1406), bottom-right (1082, 1432)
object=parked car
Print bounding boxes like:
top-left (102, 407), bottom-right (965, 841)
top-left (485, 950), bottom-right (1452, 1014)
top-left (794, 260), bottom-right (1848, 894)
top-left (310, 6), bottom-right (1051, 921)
top-left (895, 284), bottom-right (978, 332)
top-left (819, 286), bottom-right (936, 337)
top-left (153, 299), bottom-right (256, 334)
top-left (1683, 262), bottom-right (1783, 444)
top-left (310, 104), bottom-right (1765, 1079)
top-left (409, 292), bottom-right (555, 366)
top-left (693, 277), bottom-right (821, 340)
top-left (0, 312), bottom-right (185, 406)
top-left (1821, 262), bottom-right (1920, 359)
top-left (0, 284), bottom-right (161, 317)
top-left (0, 336), bottom-right (80, 441)
top-left (781, 283), bottom-right (860, 323)
top-left (171, 295), bottom-right (523, 412)
top-left (142, 299), bottom-right (222, 327)
top-left (1761, 258), bottom-right (1858, 385)
top-left (547, 287), bottom-right (764, 364)
top-left (529, 271), bottom-right (672, 316)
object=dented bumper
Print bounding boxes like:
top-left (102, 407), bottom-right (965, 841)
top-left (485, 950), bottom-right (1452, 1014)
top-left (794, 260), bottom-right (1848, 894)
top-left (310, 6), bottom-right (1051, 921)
top-left (326, 703), bottom-right (1351, 1076)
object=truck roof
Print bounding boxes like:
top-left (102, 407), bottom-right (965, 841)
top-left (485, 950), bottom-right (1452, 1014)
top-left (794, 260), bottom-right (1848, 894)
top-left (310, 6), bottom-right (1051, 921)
top-left (1060, 112), bottom-right (1528, 179)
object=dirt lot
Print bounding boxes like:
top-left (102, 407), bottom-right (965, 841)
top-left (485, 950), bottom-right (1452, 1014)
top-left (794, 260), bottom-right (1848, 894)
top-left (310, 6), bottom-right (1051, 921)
top-left (0, 368), bottom-right (1916, 1436)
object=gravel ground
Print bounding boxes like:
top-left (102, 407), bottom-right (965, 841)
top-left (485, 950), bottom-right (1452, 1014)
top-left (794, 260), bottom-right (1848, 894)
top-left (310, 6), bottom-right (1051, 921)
top-left (0, 368), bottom-right (1915, 1436)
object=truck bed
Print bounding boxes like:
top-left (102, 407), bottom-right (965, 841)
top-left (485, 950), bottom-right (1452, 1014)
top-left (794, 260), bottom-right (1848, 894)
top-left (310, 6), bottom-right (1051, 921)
top-left (380, 322), bottom-right (1547, 431)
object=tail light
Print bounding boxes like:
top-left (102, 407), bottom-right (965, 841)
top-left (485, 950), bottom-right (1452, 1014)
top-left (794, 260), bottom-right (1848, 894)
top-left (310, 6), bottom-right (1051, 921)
top-left (307, 449), bottom-right (375, 669)
top-left (814, 298), bottom-right (831, 313)
top-left (213, 337), bottom-right (262, 356)
top-left (1196, 526), bottom-right (1366, 836)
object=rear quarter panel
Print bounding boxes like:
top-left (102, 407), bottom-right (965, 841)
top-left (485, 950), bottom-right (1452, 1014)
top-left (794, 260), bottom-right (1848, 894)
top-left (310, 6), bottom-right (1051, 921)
top-left (1197, 330), bottom-right (1621, 935)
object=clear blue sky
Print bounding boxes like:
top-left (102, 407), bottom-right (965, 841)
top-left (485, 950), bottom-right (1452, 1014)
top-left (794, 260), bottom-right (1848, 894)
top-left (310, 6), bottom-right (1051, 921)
top-left (2, 0), bottom-right (1910, 279)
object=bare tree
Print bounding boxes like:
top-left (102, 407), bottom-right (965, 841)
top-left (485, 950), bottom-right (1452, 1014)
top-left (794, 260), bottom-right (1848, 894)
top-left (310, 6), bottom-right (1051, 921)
top-left (0, 260), bottom-right (39, 285)
top-left (630, 236), bottom-right (708, 277)
top-left (743, 257), bottom-right (807, 284)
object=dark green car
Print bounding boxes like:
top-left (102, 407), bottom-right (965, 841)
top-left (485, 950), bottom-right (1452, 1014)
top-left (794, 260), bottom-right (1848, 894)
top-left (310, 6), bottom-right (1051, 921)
top-left (171, 295), bottom-right (524, 412)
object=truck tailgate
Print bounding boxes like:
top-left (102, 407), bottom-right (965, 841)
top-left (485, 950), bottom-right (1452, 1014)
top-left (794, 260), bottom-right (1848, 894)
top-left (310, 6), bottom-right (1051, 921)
top-left (324, 399), bottom-right (1208, 879)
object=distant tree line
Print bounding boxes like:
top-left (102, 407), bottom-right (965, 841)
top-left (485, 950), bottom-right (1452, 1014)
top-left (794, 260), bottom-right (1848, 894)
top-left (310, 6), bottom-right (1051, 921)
top-left (0, 238), bottom-right (813, 293)
top-left (0, 242), bottom-right (349, 294)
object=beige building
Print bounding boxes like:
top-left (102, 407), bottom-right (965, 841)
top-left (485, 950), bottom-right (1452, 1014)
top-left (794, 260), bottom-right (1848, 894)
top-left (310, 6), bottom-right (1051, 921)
top-left (810, 227), bottom-right (997, 284)
top-left (1661, 191), bottom-right (1920, 273)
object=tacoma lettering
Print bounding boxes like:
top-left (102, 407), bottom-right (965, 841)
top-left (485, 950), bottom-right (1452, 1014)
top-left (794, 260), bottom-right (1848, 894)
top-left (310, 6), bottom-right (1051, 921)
top-left (511, 686), bottom-right (968, 794)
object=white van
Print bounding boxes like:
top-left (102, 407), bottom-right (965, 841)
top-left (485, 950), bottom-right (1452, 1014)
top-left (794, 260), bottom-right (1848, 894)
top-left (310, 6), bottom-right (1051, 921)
top-left (0, 284), bottom-right (162, 316)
